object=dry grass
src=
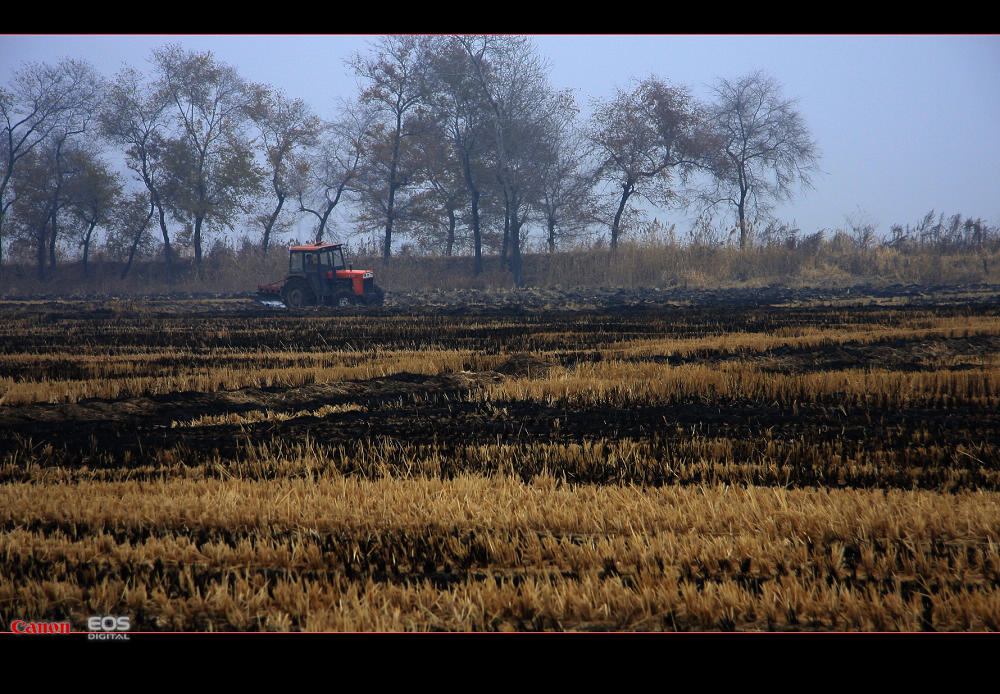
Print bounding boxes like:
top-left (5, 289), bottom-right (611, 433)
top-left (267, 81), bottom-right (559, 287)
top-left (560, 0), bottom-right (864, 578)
top-left (1, 295), bottom-right (998, 631)
top-left (3, 231), bottom-right (1000, 297)
top-left (3, 476), bottom-right (999, 631)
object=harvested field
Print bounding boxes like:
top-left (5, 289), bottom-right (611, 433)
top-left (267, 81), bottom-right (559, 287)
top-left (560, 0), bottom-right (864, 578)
top-left (1, 284), bottom-right (999, 632)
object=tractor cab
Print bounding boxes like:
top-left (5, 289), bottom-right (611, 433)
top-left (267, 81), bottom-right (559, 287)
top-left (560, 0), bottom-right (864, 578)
top-left (291, 245), bottom-right (347, 275)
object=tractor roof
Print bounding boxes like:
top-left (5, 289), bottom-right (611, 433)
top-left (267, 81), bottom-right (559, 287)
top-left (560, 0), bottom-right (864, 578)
top-left (290, 242), bottom-right (342, 251)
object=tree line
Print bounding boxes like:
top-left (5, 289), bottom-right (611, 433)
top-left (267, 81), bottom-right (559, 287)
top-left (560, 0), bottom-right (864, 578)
top-left (1, 36), bottom-right (823, 287)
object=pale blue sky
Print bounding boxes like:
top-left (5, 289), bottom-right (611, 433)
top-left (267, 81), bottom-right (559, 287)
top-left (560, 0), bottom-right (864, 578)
top-left (2, 34), bottom-right (998, 240)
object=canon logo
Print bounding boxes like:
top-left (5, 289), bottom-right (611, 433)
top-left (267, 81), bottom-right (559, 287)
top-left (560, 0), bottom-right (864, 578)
top-left (10, 620), bottom-right (71, 634)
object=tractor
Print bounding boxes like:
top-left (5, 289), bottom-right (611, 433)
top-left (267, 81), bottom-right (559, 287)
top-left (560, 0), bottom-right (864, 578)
top-left (257, 243), bottom-right (385, 308)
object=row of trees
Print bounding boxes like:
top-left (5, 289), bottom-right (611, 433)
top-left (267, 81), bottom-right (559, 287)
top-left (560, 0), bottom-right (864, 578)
top-left (1, 36), bottom-right (820, 286)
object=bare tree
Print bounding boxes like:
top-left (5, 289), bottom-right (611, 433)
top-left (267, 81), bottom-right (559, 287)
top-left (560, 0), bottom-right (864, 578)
top-left (37, 133), bottom-right (78, 274)
top-left (100, 64), bottom-right (177, 282)
top-left (7, 137), bottom-right (106, 281)
top-left (103, 191), bottom-right (156, 280)
top-left (1, 58), bottom-right (102, 270)
top-left (587, 76), bottom-right (711, 253)
top-left (424, 37), bottom-right (495, 273)
top-left (6, 147), bottom-right (55, 280)
top-left (41, 98), bottom-right (105, 272)
top-left (64, 147), bottom-right (122, 278)
top-left (457, 35), bottom-right (555, 287)
top-left (153, 44), bottom-right (263, 277)
top-left (297, 100), bottom-right (372, 244)
top-left (704, 70), bottom-right (819, 249)
top-left (535, 92), bottom-right (596, 253)
top-left (406, 117), bottom-right (467, 256)
top-left (244, 83), bottom-right (321, 255)
top-left (350, 36), bottom-right (433, 260)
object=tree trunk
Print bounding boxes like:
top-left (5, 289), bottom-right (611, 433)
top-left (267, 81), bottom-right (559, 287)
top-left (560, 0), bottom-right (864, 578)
top-left (500, 200), bottom-right (510, 270)
top-left (738, 186), bottom-right (748, 250)
top-left (47, 183), bottom-right (62, 268)
top-left (461, 153), bottom-right (482, 276)
top-left (547, 217), bottom-right (556, 254)
top-left (314, 207), bottom-right (328, 243)
top-left (122, 202), bottom-right (155, 281)
top-left (471, 190), bottom-right (482, 275)
top-left (0, 166), bottom-right (13, 269)
top-left (48, 212), bottom-right (59, 268)
top-left (82, 221), bottom-right (96, 279)
top-left (315, 202), bottom-right (335, 244)
top-left (383, 166), bottom-right (397, 261)
top-left (155, 200), bottom-right (173, 284)
top-left (36, 224), bottom-right (47, 282)
top-left (383, 114), bottom-right (403, 262)
top-left (383, 207), bottom-right (394, 261)
top-left (141, 161), bottom-right (172, 283)
top-left (446, 208), bottom-right (456, 257)
top-left (262, 192), bottom-right (285, 256)
top-left (193, 216), bottom-right (204, 278)
top-left (48, 140), bottom-right (66, 269)
top-left (509, 209), bottom-right (523, 288)
top-left (309, 185), bottom-right (344, 244)
top-left (611, 183), bottom-right (632, 253)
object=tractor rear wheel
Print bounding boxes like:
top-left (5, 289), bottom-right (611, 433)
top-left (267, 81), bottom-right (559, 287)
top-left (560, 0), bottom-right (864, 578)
top-left (281, 280), bottom-right (314, 308)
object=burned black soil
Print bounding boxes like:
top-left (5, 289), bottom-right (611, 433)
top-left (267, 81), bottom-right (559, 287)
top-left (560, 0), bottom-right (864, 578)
top-left (4, 281), bottom-right (999, 317)
top-left (2, 285), bottom-right (998, 492)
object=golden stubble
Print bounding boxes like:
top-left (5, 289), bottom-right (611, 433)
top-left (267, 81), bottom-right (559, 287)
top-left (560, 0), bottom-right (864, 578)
top-left (3, 477), bottom-right (999, 631)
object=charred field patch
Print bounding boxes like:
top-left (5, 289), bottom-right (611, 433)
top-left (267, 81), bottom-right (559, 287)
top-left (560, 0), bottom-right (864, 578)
top-left (2, 286), bottom-right (999, 632)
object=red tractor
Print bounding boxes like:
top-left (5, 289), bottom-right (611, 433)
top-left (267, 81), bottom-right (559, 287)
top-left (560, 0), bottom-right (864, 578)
top-left (257, 243), bottom-right (385, 308)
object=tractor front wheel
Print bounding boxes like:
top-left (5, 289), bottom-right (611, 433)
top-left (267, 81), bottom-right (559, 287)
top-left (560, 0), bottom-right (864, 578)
top-left (331, 290), bottom-right (356, 308)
